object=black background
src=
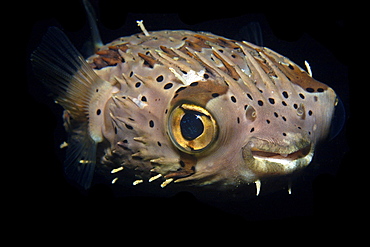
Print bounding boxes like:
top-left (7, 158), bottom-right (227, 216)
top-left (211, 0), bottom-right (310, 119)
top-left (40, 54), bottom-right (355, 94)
top-left (21, 0), bottom-right (356, 238)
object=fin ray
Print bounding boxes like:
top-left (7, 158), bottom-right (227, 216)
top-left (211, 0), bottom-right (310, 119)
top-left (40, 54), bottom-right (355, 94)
top-left (240, 21), bottom-right (263, 46)
top-left (83, 0), bottom-right (103, 54)
top-left (31, 27), bottom-right (101, 189)
top-left (64, 123), bottom-right (97, 189)
top-left (31, 27), bottom-right (99, 120)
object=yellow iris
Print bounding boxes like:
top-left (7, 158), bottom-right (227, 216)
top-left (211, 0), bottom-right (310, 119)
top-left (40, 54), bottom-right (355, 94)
top-left (168, 103), bottom-right (218, 154)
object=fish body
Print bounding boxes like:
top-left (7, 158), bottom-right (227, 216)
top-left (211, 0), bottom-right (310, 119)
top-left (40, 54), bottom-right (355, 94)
top-left (32, 26), bottom-right (337, 194)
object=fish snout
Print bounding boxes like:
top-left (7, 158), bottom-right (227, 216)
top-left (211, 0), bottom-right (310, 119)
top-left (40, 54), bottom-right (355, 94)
top-left (242, 137), bottom-right (314, 177)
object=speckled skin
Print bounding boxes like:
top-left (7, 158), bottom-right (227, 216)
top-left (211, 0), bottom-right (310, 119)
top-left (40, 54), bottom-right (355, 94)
top-left (87, 30), bottom-right (337, 189)
top-left (32, 28), bottom-right (337, 191)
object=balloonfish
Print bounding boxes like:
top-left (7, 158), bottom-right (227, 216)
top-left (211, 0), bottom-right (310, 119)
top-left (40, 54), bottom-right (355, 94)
top-left (31, 20), bottom-right (338, 195)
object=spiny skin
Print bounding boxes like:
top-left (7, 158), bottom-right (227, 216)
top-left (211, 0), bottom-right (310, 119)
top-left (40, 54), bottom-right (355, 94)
top-left (86, 30), bottom-right (336, 190)
top-left (32, 28), bottom-right (337, 193)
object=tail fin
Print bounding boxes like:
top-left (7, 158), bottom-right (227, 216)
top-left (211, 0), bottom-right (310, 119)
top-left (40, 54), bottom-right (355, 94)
top-left (31, 27), bottom-right (109, 189)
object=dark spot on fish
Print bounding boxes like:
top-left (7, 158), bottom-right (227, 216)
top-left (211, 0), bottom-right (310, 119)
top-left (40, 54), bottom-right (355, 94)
top-left (157, 141), bottom-right (162, 147)
top-left (250, 127), bottom-right (255, 133)
top-left (317, 88), bottom-right (324, 92)
top-left (156, 75), bottom-right (164, 82)
top-left (212, 93), bottom-right (219, 98)
top-left (299, 93), bottom-right (305, 99)
top-left (132, 155), bottom-right (143, 161)
top-left (274, 112), bottom-right (278, 117)
top-left (282, 116), bottom-right (287, 121)
top-left (114, 127), bottom-right (117, 134)
top-left (149, 120), bottom-right (154, 128)
top-left (258, 100), bottom-right (264, 106)
top-left (129, 71), bottom-right (134, 77)
top-left (231, 96), bottom-right (237, 103)
top-left (96, 88), bottom-right (99, 92)
top-left (268, 98), bottom-right (275, 104)
top-left (308, 110), bottom-right (313, 116)
top-left (141, 96), bottom-right (147, 102)
top-left (237, 117), bottom-right (240, 124)
top-left (293, 103), bottom-right (298, 109)
top-left (306, 87), bottom-right (315, 93)
top-left (266, 119), bottom-right (270, 124)
top-left (247, 93), bottom-right (253, 100)
top-left (203, 73), bottom-right (209, 79)
top-left (175, 87), bottom-right (186, 93)
top-left (125, 124), bottom-right (133, 130)
top-left (135, 82), bottom-right (141, 88)
top-left (96, 109), bottom-right (101, 115)
top-left (180, 160), bottom-right (186, 167)
top-left (282, 91), bottom-right (289, 98)
top-left (283, 133), bottom-right (287, 136)
top-left (190, 82), bottom-right (198, 86)
top-left (282, 101), bottom-right (287, 106)
top-left (164, 83), bottom-right (173, 90)
top-left (314, 96), bottom-right (318, 102)
top-left (288, 64), bottom-right (294, 70)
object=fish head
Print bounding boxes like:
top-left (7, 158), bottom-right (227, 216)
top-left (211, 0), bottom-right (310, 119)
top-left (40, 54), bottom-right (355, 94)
top-left (158, 41), bottom-right (338, 189)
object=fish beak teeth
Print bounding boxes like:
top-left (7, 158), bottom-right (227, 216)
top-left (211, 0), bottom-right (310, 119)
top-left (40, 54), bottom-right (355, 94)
top-left (245, 143), bottom-right (315, 176)
top-left (251, 144), bottom-right (312, 163)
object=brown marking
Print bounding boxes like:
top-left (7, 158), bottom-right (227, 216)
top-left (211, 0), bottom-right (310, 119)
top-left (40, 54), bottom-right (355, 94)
top-left (193, 34), bottom-right (239, 49)
top-left (171, 79), bottom-right (228, 107)
top-left (93, 57), bottom-right (108, 69)
top-left (138, 53), bottom-right (158, 68)
top-left (91, 44), bottom-right (129, 69)
top-left (212, 49), bottom-right (240, 80)
top-left (264, 52), bottom-right (329, 92)
top-left (160, 45), bottom-right (179, 58)
top-left (108, 43), bottom-right (129, 52)
top-left (164, 153), bottom-right (197, 179)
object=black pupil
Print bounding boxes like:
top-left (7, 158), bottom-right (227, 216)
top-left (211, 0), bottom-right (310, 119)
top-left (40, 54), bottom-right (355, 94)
top-left (180, 111), bottom-right (204, 140)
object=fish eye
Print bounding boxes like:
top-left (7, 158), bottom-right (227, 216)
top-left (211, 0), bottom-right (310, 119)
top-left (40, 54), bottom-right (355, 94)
top-left (168, 103), bottom-right (218, 154)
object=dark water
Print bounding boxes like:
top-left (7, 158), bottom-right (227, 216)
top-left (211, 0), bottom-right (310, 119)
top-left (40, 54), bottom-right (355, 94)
top-left (25, 0), bottom-right (354, 231)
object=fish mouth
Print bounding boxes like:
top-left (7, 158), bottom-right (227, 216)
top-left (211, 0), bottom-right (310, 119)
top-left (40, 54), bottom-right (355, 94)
top-left (244, 139), bottom-right (314, 176)
top-left (251, 144), bottom-right (312, 163)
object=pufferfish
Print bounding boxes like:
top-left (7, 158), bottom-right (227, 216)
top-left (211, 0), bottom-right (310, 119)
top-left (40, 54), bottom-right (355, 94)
top-left (32, 20), bottom-right (338, 196)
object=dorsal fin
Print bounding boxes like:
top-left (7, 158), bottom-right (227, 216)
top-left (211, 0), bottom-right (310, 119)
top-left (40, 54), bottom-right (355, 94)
top-left (31, 27), bottom-right (112, 189)
top-left (83, 0), bottom-right (103, 53)
top-left (239, 21), bottom-right (263, 46)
